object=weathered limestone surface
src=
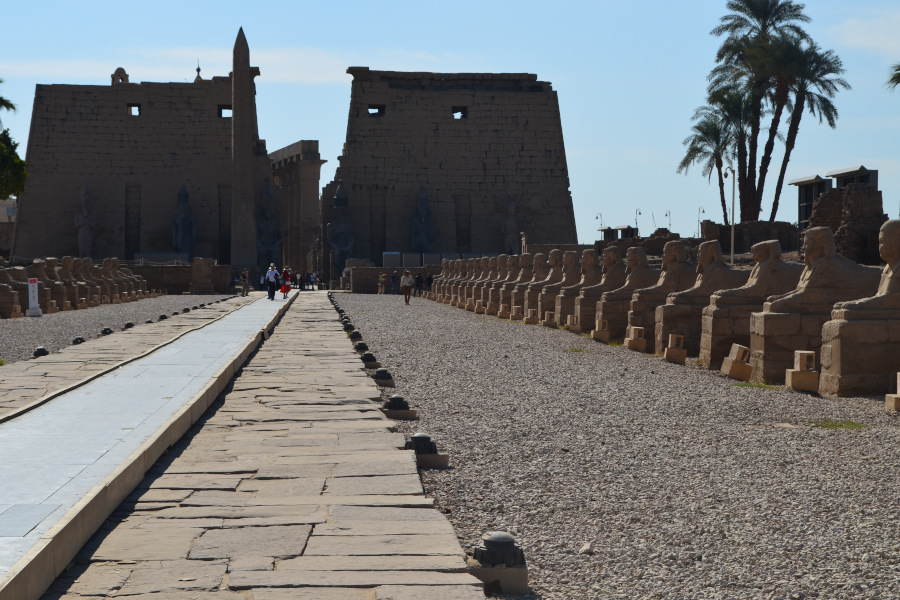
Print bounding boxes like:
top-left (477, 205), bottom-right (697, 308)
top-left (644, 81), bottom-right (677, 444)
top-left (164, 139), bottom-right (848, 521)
top-left (524, 249), bottom-right (562, 317)
top-left (43, 294), bottom-right (482, 599)
top-left (574, 247), bottom-right (626, 333)
top-left (537, 251), bottom-right (579, 323)
top-left (626, 241), bottom-right (695, 353)
top-left (487, 255), bottom-right (519, 312)
top-left (462, 257), bottom-right (490, 307)
top-left (655, 240), bottom-right (750, 357)
top-left (700, 240), bottom-right (803, 369)
top-left (473, 255), bottom-right (507, 309)
top-left (596, 247), bottom-right (660, 341)
top-left (500, 254), bottom-right (533, 310)
top-left (750, 227), bottom-right (881, 384)
top-left (820, 220), bottom-right (900, 396)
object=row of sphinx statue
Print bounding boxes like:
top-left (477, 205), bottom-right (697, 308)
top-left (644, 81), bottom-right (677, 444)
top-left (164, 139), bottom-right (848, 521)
top-left (0, 257), bottom-right (158, 317)
top-left (425, 221), bottom-right (900, 398)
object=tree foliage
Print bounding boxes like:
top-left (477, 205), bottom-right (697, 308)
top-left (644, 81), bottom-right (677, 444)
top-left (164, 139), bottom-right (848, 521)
top-left (0, 129), bottom-right (27, 199)
top-left (680, 1), bottom-right (849, 223)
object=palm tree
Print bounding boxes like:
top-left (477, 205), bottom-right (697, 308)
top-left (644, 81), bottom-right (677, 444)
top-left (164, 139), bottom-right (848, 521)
top-left (888, 63), bottom-right (900, 90)
top-left (768, 42), bottom-right (848, 221)
top-left (0, 78), bottom-right (15, 128)
top-left (677, 114), bottom-right (734, 225)
top-left (710, 0), bottom-right (810, 220)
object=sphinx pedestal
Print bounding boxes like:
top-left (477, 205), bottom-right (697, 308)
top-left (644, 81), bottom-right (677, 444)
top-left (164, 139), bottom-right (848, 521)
top-left (749, 310), bottom-right (832, 384)
top-left (596, 296), bottom-right (630, 343)
top-left (819, 309), bottom-right (900, 396)
top-left (655, 302), bottom-right (708, 358)
top-left (626, 292), bottom-right (669, 354)
top-left (699, 304), bottom-right (755, 370)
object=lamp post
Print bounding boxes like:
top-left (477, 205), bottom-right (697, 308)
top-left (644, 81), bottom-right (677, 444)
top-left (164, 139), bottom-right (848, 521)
top-left (724, 167), bottom-right (736, 266)
top-left (664, 210), bottom-right (671, 229)
top-left (635, 208), bottom-right (641, 234)
top-left (595, 212), bottom-right (603, 227)
top-left (696, 206), bottom-right (705, 238)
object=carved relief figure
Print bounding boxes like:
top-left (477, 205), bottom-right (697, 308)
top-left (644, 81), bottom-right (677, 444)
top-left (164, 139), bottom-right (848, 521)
top-left (74, 186), bottom-right (97, 259)
top-left (257, 178), bottom-right (283, 268)
top-left (409, 187), bottom-right (435, 253)
top-left (172, 185), bottom-right (197, 261)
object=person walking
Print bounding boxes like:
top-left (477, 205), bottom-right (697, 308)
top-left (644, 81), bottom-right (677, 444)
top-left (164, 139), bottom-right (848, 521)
top-left (240, 267), bottom-right (249, 297)
top-left (400, 269), bottom-right (415, 305)
top-left (310, 272), bottom-right (317, 290)
top-left (280, 266), bottom-right (293, 299)
top-left (425, 273), bottom-right (434, 293)
top-left (391, 271), bottom-right (399, 295)
top-left (378, 272), bottom-right (386, 294)
top-left (264, 264), bottom-right (279, 300)
top-left (414, 272), bottom-right (424, 297)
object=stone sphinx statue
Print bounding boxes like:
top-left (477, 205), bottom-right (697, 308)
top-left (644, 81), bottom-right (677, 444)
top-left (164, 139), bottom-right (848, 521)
top-left (172, 185), bottom-right (197, 261)
top-left (451, 258), bottom-right (478, 305)
top-left (464, 257), bottom-right (491, 310)
top-left (524, 249), bottom-right (562, 318)
top-left (409, 187), bottom-right (435, 253)
top-left (499, 253), bottom-right (533, 316)
top-left (749, 226), bottom-right (882, 384)
top-left (487, 255), bottom-right (519, 315)
top-left (820, 220), bottom-right (900, 395)
top-left (432, 259), bottom-right (451, 298)
top-left (474, 255), bottom-right (508, 311)
top-left (625, 241), bottom-right (695, 353)
top-left (27, 259), bottom-right (68, 311)
top-left (74, 186), bottom-right (97, 259)
top-left (596, 247), bottom-right (660, 341)
top-left (655, 240), bottom-right (750, 358)
top-left (511, 252), bottom-right (548, 313)
top-left (555, 249), bottom-right (603, 332)
top-left (58, 255), bottom-right (98, 307)
top-left (538, 251), bottom-right (580, 326)
top-left (699, 240), bottom-right (803, 369)
top-left (574, 247), bottom-right (626, 334)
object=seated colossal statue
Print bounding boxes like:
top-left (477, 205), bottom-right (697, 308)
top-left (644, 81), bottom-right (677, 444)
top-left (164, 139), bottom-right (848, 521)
top-left (595, 247), bottom-right (660, 342)
top-left (655, 240), bottom-right (750, 358)
top-left (749, 226), bottom-right (882, 384)
top-left (538, 251), bottom-right (580, 326)
top-left (819, 220), bottom-right (900, 395)
top-left (574, 247), bottom-right (626, 334)
top-left (524, 249), bottom-right (562, 319)
top-left (699, 240), bottom-right (803, 369)
top-left (625, 241), bottom-right (695, 353)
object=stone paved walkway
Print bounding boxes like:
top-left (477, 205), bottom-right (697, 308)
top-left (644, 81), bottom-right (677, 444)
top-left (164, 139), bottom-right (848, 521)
top-left (4, 292), bottom-right (481, 600)
top-left (0, 295), bottom-right (258, 422)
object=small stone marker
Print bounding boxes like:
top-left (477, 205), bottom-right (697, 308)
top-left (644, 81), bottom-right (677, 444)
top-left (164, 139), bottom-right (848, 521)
top-left (475, 299), bottom-right (486, 314)
top-left (566, 314), bottom-right (581, 333)
top-left (360, 352), bottom-right (381, 368)
top-left (10, 304), bottom-right (23, 318)
top-left (381, 395), bottom-right (418, 420)
top-left (405, 432), bottom-right (449, 468)
top-left (786, 350), bottom-right (819, 392)
top-left (26, 278), bottom-right (42, 317)
top-left (721, 343), bottom-right (753, 381)
top-left (524, 308), bottom-right (540, 325)
top-left (663, 333), bottom-right (687, 364)
top-left (591, 319), bottom-right (610, 342)
top-left (625, 326), bottom-right (646, 352)
top-left (885, 373), bottom-right (900, 411)
top-left (498, 303), bottom-right (511, 319)
top-left (509, 305), bottom-right (524, 321)
top-left (372, 367), bottom-right (394, 387)
top-left (541, 310), bottom-right (556, 328)
top-left (466, 531), bottom-right (529, 595)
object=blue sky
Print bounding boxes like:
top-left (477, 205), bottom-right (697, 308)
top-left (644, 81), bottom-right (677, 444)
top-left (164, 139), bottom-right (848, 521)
top-left (2, 0), bottom-right (898, 242)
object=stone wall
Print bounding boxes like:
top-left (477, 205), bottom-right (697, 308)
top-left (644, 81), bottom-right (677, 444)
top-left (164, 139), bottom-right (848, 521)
top-left (528, 243), bottom-right (593, 257)
top-left (700, 220), bottom-right (799, 254)
top-left (129, 265), bottom-right (233, 295)
top-left (321, 68), bottom-right (578, 280)
top-left (0, 222), bottom-right (12, 258)
top-left (350, 265), bottom-right (444, 294)
top-left (809, 184), bottom-right (886, 264)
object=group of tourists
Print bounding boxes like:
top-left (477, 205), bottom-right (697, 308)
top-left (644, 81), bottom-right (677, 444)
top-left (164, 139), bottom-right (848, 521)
top-left (236, 266), bottom-right (320, 300)
top-left (378, 270), bottom-right (433, 303)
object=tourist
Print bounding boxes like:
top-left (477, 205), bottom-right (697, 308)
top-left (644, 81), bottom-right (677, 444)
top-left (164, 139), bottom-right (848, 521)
top-left (240, 268), bottom-right (249, 297)
top-left (425, 273), bottom-right (434, 293)
top-left (264, 264), bottom-right (279, 300)
top-left (391, 271), bottom-right (399, 295)
top-left (400, 270), bottom-right (415, 304)
top-left (310, 272), bottom-right (317, 290)
top-left (378, 272), bottom-right (386, 294)
top-left (281, 266), bottom-right (292, 299)
top-left (414, 272), bottom-right (424, 297)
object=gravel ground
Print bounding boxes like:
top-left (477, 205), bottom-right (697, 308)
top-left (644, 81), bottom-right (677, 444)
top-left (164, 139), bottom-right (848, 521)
top-left (336, 293), bottom-right (900, 600)
top-left (0, 294), bottom-right (236, 365)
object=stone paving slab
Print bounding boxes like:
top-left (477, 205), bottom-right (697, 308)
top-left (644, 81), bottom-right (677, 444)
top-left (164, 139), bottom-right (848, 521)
top-left (30, 293), bottom-right (482, 599)
top-left (0, 293), bottom-right (294, 600)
